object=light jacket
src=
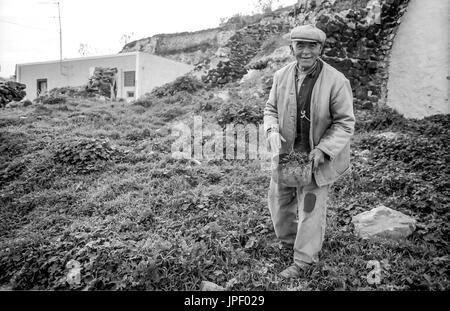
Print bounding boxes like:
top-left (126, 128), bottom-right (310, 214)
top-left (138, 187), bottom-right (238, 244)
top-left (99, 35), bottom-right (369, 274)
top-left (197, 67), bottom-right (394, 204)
top-left (264, 59), bottom-right (355, 187)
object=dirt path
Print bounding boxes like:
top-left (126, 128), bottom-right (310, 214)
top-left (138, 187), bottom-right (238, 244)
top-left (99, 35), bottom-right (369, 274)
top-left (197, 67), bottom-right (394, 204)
top-left (386, 0), bottom-right (450, 119)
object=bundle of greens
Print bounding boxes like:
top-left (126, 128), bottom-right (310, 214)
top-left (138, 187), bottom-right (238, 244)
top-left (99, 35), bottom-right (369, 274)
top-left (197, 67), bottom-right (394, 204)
top-left (278, 151), bottom-right (310, 166)
top-left (277, 151), bottom-right (312, 185)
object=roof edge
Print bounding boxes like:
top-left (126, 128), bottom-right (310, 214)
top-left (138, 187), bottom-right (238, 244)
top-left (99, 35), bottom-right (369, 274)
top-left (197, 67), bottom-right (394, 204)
top-left (16, 52), bottom-right (140, 67)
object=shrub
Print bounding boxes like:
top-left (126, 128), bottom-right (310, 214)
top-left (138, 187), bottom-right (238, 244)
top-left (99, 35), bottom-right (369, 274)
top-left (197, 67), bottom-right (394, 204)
top-left (23, 100), bottom-right (32, 107)
top-left (133, 95), bottom-right (154, 108)
top-left (355, 106), bottom-right (406, 132)
top-left (33, 86), bottom-right (96, 106)
top-left (247, 59), bottom-right (269, 70)
top-left (157, 106), bottom-right (186, 122)
top-left (54, 138), bottom-right (119, 174)
top-left (259, 36), bottom-right (282, 57)
top-left (0, 161), bottom-right (26, 187)
top-left (151, 75), bottom-right (205, 98)
top-left (134, 91), bottom-right (196, 108)
top-left (216, 97), bottom-right (264, 126)
top-left (34, 95), bottom-right (67, 105)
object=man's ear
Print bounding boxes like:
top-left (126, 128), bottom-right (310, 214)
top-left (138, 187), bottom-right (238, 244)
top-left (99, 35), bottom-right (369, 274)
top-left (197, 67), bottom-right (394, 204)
top-left (289, 44), bottom-right (294, 55)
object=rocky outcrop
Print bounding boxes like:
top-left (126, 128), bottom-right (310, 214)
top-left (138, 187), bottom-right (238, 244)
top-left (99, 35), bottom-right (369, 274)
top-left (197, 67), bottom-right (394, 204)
top-left (119, 12), bottom-right (275, 66)
top-left (119, 0), bottom-right (410, 105)
top-left (352, 205), bottom-right (416, 239)
top-left (120, 28), bottom-right (236, 66)
top-left (200, 0), bottom-right (410, 99)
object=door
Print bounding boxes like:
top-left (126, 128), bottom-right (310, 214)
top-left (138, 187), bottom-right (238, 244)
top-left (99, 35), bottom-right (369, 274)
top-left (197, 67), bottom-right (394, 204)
top-left (37, 79), bottom-right (47, 96)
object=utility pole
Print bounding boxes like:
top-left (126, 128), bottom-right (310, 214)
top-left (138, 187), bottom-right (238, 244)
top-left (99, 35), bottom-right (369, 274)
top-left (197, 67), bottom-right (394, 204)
top-left (57, 2), bottom-right (62, 65)
top-left (39, 1), bottom-right (63, 74)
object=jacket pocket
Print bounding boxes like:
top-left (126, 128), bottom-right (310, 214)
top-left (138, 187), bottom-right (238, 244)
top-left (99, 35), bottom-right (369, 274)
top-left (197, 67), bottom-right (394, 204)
top-left (336, 163), bottom-right (350, 176)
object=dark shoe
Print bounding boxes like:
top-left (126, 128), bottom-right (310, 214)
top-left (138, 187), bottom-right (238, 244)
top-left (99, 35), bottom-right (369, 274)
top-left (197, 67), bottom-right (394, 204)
top-left (279, 262), bottom-right (310, 279)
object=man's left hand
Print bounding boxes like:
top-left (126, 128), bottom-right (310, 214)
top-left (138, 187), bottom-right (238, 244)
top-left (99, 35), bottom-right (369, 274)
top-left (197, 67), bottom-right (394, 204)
top-left (309, 148), bottom-right (325, 169)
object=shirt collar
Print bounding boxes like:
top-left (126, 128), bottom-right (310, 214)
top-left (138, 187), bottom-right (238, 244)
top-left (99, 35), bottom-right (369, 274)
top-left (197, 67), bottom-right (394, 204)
top-left (295, 59), bottom-right (319, 77)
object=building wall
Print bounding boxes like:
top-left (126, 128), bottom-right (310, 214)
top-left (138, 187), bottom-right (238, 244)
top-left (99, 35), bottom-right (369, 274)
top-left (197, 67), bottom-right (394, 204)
top-left (387, 0), bottom-right (450, 118)
top-left (17, 54), bottom-right (136, 100)
top-left (17, 52), bottom-right (194, 101)
top-left (137, 52), bottom-right (194, 97)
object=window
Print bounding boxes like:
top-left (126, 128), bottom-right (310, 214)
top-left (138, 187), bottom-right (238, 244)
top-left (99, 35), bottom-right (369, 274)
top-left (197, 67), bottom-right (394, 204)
top-left (127, 91), bottom-right (135, 98)
top-left (124, 71), bottom-right (135, 87)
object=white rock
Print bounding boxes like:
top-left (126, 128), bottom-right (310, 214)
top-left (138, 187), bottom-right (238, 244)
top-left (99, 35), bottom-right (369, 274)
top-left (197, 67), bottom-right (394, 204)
top-left (352, 205), bottom-right (416, 239)
top-left (200, 281), bottom-right (225, 291)
top-left (215, 90), bottom-right (230, 102)
top-left (375, 132), bottom-right (401, 140)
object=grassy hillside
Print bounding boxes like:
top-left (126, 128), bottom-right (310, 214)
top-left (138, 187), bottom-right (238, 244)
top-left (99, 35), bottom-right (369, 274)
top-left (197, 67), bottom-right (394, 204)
top-left (0, 79), bottom-right (448, 290)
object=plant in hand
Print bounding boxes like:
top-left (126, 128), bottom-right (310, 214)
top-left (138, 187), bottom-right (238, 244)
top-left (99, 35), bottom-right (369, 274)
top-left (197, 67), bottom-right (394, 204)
top-left (278, 151), bottom-right (312, 184)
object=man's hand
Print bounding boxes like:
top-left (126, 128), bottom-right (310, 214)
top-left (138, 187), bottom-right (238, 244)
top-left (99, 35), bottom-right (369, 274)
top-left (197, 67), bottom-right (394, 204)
top-left (267, 132), bottom-right (286, 153)
top-left (309, 148), bottom-right (325, 169)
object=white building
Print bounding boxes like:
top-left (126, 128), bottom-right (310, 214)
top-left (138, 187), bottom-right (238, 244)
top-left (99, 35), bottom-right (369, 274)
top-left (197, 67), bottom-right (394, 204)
top-left (15, 51), bottom-right (193, 101)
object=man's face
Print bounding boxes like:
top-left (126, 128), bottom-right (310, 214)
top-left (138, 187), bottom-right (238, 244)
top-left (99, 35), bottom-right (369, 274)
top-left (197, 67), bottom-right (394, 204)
top-left (291, 41), bottom-right (322, 70)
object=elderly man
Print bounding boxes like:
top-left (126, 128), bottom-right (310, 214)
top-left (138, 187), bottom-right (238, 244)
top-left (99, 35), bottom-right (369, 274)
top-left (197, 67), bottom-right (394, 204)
top-left (264, 24), bottom-right (355, 278)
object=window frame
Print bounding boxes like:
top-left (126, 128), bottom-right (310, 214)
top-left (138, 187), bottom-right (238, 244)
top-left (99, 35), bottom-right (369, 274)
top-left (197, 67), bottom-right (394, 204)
top-left (123, 71), bottom-right (136, 87)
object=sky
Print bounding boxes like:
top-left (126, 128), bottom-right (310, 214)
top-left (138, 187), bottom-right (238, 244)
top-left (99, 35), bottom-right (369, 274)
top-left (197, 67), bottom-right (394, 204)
top-left (0, 0), bottom-right (296, 78)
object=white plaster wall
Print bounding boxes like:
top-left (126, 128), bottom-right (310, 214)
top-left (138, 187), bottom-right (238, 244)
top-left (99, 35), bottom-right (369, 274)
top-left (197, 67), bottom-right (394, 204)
top-left (387, 0), bottom-right (450, 119)
top-left (137, 52), bottom-right (194, 97)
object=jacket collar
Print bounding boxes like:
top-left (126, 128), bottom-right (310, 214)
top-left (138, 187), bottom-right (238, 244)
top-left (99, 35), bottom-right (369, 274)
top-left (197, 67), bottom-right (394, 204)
top-left (286, 58), bottom-right (323, 94)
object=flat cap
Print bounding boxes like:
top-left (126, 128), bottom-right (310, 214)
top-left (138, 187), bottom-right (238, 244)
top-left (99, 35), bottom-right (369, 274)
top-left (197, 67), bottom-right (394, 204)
top-left (290, 24), bottom-right (326, 45)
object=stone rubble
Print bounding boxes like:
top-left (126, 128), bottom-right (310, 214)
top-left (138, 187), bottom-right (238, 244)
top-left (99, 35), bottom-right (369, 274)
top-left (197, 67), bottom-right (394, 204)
top-left (86, 67), bottom-right (118, 98)
top-left (0, 81), bottom-right (26, 107)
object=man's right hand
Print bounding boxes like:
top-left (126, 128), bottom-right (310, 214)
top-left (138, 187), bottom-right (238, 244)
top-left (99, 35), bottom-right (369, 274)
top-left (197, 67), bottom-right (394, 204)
top-left (267, 131), bottom-right (286, 153)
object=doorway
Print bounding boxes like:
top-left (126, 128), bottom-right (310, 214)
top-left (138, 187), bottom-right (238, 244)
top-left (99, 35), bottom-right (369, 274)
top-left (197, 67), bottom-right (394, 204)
top-left (37, 79), bottom-right (47, 96)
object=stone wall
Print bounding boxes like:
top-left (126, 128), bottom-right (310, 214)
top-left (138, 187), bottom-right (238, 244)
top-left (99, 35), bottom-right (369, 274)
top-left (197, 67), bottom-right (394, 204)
top-left (200, 14), bottom-right (292, 86)
top-left (314, 0), bottom-right (410, 109)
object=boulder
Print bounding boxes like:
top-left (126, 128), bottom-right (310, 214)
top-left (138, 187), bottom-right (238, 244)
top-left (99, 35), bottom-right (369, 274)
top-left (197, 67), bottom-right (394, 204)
top-left (200, 281), bottom-right (225, 291)
top-left (352, 205), bottom-right (416, 239)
